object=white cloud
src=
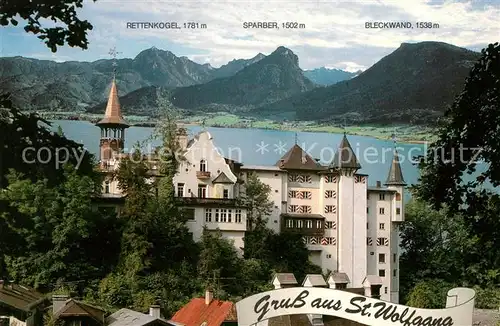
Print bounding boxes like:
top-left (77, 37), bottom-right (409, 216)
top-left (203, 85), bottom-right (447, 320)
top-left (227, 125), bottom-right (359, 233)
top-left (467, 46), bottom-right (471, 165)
top-left (77, 0), bottom-right (500, 69)
top-left (326, 62), bottom-right (367, 73)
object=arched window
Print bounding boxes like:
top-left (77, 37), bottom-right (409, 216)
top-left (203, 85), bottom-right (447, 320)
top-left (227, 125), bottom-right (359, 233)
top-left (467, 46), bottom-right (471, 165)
top-left (395, 192), bottom-right (401, 201)
top-left (200, 159), bottom-right (207, 172)
top-left (104, 180), bottom-right (110, 193)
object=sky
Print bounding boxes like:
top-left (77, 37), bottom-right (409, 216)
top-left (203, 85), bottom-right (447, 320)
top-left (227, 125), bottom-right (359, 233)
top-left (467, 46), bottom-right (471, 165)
top-left (1, 0), bottom-right (499, 72)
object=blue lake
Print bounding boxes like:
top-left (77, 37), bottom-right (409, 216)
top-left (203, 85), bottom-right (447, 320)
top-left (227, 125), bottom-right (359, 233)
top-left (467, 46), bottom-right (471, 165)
top-left (51, 120), bottom-right (426, 188)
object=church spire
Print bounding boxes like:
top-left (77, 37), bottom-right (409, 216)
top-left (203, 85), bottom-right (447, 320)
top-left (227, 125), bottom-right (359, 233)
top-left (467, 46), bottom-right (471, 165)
top-left (385, 136), bottom-right (406, 186)
top-left (95, 79), bottom-right (129, 127)
top-left (96, 47), bottom-right (128, 127)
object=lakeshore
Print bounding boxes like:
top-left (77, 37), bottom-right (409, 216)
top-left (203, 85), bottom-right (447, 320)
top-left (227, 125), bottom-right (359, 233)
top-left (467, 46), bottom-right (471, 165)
top-left (38, 111), bottom-right (436, 144)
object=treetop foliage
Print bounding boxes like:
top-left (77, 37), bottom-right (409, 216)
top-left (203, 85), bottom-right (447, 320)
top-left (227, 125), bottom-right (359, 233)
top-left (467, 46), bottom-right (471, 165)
top-left (415, 42), bottom-right (500, 211)
top-left (0, 0), bottom-right (96, 52)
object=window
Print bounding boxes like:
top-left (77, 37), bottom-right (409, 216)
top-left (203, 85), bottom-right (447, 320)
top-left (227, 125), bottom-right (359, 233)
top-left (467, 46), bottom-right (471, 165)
top-left (326, 254), bottom-right (332, 258)
top-left (305, 220), bottom-right (313, 228)
top-left (385, 287), bottom-right (388, 294)
top-left (377, 237), bottom-right (389, 246)
top-left (379, 207), bottom-right (385, 215)
top-left (379, 269), bottom-right (386, 277)
top-left (182, 208), bottom-right (195, 220)
top-left (301, 191), bottom-right (312, 199)
top-left (215, 209), bottom-right (220, 222)
top-left (367, 222), bottom-right (369, 229)
top-left (324, 205), bottom-right (336, 213)
top-left (205, 209), bottom-right (212, 222)
top-left (370, 252), bottom-right (374, 255)
top-left (324, 175), bottom-right (337, 183)
top-left (288, 190), bottom-right (298, 198)
top-left (104, 180), bottom-right (110, 193)
top-left (396, 207), bottom-right (401, 215)
top-left (316, 220), bottom-right (322, 228)
top-left (286, 219), bottom-right (293, 228)
top-left (303, 175), bottom-right (312, 183)
top-left (198, 184), bottom-right (207, 198)
top-left (199, 159), bottom-right (206, 172)
top-left (227, 209), bottom-right (232, 222)
top-left (393, 253), bottom-right (397, 262)
top-left (177, 183), bottom-right (184, 197)
top-left (220, 209), bottom-right (227, 222)
top-left (393, 269), bottom-right (397, 277)
top-left (379, 223), bottom-right (385, 230)
top-left (235, 209), bottom-right (242, 223)
top-left (324, 190), bottom-right (336, 198)
top-left (299, 205), bottom-right (312, 213)
top-left (288, 205), bottom-right (298, 213)
top-left (367, 237), bottom-right (373, 246)
top-left (379, 253), bottom-right (385, 263)
top-left (223, 189), bottom-right (229, 198)
top-left (288, 174), bottom-right (298, 182)
top-left (367, 207), bottom-right (369, 213)
top-left (325, 221), bottom-right (336, 229)
top-left (396, 192), bottom-right (401, 201)
top-left (379, 193), bottom-right (385, 200)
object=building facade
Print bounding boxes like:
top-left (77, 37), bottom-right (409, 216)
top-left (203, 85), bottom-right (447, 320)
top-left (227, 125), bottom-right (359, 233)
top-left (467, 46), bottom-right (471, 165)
top-left (95, 79), bottom-right (248, 255)
top-left (239, 137), bottom-right (406, 303)
top-left (96, 79), bottom-right (405, 302)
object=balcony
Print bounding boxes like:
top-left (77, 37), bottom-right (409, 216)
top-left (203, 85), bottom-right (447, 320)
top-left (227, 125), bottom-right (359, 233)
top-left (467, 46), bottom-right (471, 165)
top-left (196, 171), bottom-right (211, 179)
top-left (280, 213), bottom-right (325, 236)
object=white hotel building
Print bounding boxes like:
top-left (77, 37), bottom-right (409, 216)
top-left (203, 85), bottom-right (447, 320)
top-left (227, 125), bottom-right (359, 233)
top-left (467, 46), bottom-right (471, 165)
top-left (96, 79), bottom-right (406, 303)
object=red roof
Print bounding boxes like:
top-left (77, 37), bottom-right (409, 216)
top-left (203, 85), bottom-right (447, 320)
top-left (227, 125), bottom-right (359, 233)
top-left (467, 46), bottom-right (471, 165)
top-left (170, 298), bottom-right (235, 326)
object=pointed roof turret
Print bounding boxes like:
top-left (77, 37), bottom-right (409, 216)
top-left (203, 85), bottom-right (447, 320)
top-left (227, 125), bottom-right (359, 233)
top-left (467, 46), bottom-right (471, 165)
top-left (276, 144), bottom-right (325, 171)
top-left (385, 149), bottom-right (406, 186)
top-left (96, 79), bottom-right (129, 127)
top-left (329, 134), bottom-right (361, 170)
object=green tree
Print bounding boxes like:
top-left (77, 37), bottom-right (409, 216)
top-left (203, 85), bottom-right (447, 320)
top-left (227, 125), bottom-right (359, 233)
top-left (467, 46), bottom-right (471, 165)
top-left (0, 98), bottom-right (95, 189)
top-left (406, 279), bottom-right (454, 309)
top-left (98, 113), bottom-right (199, 314)
top-left (267, 231), bottom-right (322, 282)
top-left (0, 167), bottom-right (120, 290)
top-left (239, 171), bottom-right (273, 231)
top-left (412, 42), bottom-right (500, 288)
top-left (197, 228), bottom-right (243, 298)
top-left (398, 200), bottom-right (471, 301)
top-left (0, 0), bottom-right (96, 52)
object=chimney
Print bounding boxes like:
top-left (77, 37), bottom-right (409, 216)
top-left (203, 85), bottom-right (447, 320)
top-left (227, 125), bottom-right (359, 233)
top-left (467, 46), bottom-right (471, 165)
top-left (302, 275), bottom-right (326, 326)
top-left (52, 294), bottom-right (69, 314)
top-left (149, 305), bottom-right (161, 318)
top-left (272, 273), bottom-right (297, 289)
top-left (376, 181), bottom-right (381, 188)
top-left (362, 276), bottom-right (383, 299)
top-left (205, 289), bottom-right (213, 305)
top-left (327, 272), bottom-right (350, 290)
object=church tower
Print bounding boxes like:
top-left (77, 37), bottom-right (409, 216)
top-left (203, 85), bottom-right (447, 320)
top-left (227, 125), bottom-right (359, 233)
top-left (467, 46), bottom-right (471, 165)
top-left (385, 144), bottom-right (406, 222)
top-left (96, 78), bottom-right (129, 167)
top-left (329, 134), bottom-right (367, 288)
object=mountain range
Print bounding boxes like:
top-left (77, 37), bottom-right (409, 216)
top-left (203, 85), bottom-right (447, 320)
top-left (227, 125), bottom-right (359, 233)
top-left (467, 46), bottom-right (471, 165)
top-left (0, 41), bottom-right (481, 124)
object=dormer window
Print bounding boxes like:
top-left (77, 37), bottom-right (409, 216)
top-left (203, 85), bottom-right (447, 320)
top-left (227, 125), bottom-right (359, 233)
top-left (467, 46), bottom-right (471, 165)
top-left (200, 159), bottom-right (207, 172)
